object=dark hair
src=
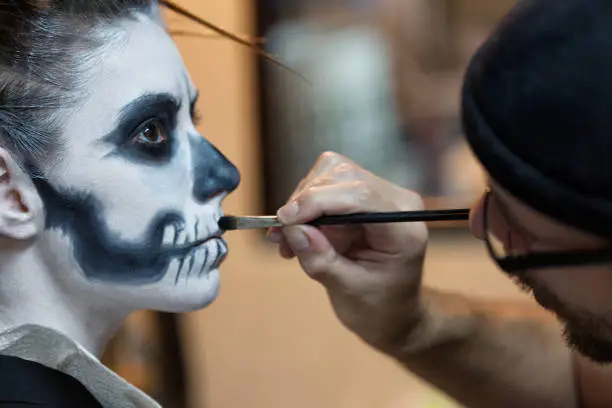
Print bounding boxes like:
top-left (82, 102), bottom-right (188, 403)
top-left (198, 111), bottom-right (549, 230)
top-left (0, 0), bottom-right (163, 167)
top-left (0, 0), bottom-right (286, 172)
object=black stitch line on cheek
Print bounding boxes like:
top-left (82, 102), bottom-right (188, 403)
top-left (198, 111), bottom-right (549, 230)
top-left (174, 258), bottom-right (180, 285)
top-left (174, 224), bottom-right (186, 285)
top-left (195, 218), bottom-right (200, 240)
top-left (173, 223), bottom-right (182, 285)
top-left (188, 250), bottom-right (196, 278)
top-left (200, 246), bottom-right (209, 277)
top-left (174, 223), bottom-right (184, 246)
top-left (216, 240), bottom-right (228, 271)
top-left (173, 259), bottom-right (180, 285)
top-left (211, 240), bottom-right (222, 270)
top-left (176, 254), bottom-right (187, 285)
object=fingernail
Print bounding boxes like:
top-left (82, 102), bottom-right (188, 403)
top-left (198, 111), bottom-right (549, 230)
top-left (284, 227), bottom-right (310, 251)
top-left (278, 201), bottom-right (299, 222)
top-left (266, 230), bottom-right (282, 243)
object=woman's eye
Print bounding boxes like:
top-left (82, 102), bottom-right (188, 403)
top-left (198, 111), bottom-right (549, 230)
top-left (133, 120), bottom-right (168, 145)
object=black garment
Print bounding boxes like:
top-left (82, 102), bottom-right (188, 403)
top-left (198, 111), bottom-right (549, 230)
top-left (462, 0), bottom-right (612, 238)
top-left (0, 354), bottom-right (103, 407)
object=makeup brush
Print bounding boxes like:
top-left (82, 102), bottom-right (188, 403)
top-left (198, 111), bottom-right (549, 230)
top-left (219, 208), bottom-right (470, 231)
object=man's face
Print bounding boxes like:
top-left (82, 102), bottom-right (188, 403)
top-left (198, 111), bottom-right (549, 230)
top-left (470, 180), bottom-right (612, 363)
top-left (33, 14), bottom-right (240, 313)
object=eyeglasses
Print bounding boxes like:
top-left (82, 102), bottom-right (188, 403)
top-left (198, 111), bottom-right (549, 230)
top-left (482, 189), bottom-right (612, 273)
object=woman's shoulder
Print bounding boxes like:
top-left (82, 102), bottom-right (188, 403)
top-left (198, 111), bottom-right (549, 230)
top-left (0, 354), bottom-right (103, 407)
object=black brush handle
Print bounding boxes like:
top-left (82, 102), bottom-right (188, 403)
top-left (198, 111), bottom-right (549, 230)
top-left (306, 209), bottom-right (470, 226)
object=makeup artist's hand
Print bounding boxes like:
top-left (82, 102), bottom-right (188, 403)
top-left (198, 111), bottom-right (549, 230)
top-left (267, 152), bottom-right (428, 352)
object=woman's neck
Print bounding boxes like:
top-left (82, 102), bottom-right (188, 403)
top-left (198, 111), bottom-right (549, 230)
top-left (0, 250), bottom-right (127, 357)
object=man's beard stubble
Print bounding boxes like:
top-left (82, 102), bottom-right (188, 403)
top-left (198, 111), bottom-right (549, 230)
top-left (509, 269), bottom-right (612, 364)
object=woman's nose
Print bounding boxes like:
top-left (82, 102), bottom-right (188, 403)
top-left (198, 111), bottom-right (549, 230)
top-left (190, 136), bottom-right (241, 202)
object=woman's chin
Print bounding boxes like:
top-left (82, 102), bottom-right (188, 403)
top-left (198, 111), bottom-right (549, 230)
top-left (152, 269), bottom-right (221, 313)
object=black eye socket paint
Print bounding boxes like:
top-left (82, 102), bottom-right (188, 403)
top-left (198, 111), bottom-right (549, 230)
top-left (101, 93), bottom-right (180, 164)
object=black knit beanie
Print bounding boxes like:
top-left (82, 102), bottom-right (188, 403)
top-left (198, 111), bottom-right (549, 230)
top-left (462, 0), bottom-right (612, 238)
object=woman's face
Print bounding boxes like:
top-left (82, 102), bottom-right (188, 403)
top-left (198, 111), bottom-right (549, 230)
top-left (33, 14), bottom-right (240, 313)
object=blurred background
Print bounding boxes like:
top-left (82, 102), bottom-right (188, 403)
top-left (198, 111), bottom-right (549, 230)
top-left (102, 1), bottom-right (537, 407)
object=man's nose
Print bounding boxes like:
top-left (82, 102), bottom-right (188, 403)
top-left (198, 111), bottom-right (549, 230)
top-left (469, 192), bottom-right (487, 240)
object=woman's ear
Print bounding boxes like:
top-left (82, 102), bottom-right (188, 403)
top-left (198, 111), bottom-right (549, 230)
top-left (0, 149), bottom-right (44, 240)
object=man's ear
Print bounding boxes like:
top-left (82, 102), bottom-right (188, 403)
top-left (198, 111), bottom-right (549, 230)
top-left (0, 148), bottom-right (44, 240)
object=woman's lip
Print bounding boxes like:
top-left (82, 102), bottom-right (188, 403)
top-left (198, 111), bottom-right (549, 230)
top-left (161, 234), bottom-right (225, 254)
top-left (191, 234), bottom-right (224, 249)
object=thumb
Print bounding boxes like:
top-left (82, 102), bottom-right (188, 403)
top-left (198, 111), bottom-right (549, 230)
top-left (282, 225), bottom-right (360, 287)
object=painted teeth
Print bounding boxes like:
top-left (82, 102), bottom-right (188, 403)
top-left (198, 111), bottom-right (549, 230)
top-left (170, 215), bottom-right (227, 284)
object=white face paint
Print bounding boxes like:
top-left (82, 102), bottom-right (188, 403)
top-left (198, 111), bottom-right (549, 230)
top-left (32, 14), bottom-right (240, 314)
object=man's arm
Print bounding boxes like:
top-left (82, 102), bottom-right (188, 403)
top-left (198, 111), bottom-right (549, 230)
top-left (388, 288), bottom-right (575, 407)
top-left (271, 152), bottom-right (612, 408)
top-left (395, 288), bottom-right (612, 408)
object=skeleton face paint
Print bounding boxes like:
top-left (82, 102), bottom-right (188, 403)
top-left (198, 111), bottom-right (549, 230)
top-left (32, 15), bottom-right (240, 312)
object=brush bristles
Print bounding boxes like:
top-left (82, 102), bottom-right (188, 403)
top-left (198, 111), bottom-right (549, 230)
top-left (219, 216), bottom-right (281, 231)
